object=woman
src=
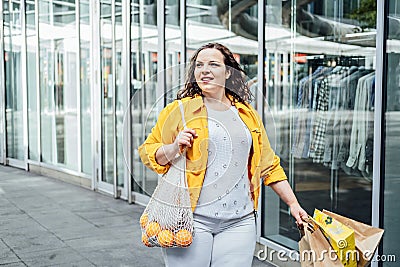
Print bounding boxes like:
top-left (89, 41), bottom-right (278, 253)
top-left (139, 43), bottom-right (307, 267)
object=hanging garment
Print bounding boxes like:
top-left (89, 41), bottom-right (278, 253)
top-left (323, 66), bottom-right (358, 169)
top-left (308, 77), bottom-right (330, 163)
top-left (336, 68), bottom-right (373, 174)
top-left (292, 66), bottom-right (331, 158)
top-left (346, 72), bottom-right (375, 171)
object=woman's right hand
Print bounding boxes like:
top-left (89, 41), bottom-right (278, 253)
top-left (174, 128), bottom-right (198, 150)
top-left (155, 128), bottom-right (197, 166)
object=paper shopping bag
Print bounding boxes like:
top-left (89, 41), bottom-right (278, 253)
top-left (322, 209), bottom-right (384, 267)
top-left (299, 222), bottom-right (343, 267)
top-left (299, 229), bottom-right (313, 267)
top-left (313, 209), bottom-right (357, 267)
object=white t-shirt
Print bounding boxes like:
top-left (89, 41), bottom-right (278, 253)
top-left (194, 105), bottom-right (254, 219)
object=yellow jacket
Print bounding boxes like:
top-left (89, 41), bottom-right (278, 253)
top-left (138, 95), bottom-right (287, 211)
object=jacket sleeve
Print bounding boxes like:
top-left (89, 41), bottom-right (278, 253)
top-left (138, 102), bottom-right (178, 174)
top-left (262, 154), bottom-right (288, 186)
top-left (253, 109), bottom-right (288, 186)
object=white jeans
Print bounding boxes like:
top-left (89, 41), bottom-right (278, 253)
top-left (162, 212), bottom-right (256, 267)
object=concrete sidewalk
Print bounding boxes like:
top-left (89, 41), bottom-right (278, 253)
top-left (0, 165), bottom-right (272, 267)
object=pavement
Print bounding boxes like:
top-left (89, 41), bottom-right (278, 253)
top-left (0, 165), bottom-right (272, 267)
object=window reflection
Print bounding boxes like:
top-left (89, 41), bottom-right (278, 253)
top-left (100, 0), bottom-right (114, 184)
top-left (263, 0), bottom-right (376, 249)
top-left (80, 0), bottom-right (92, 175)
top-left (130, 0), bottom-right (160, 196)
top-left (115, 0), bottom-right (126, 188)
top-left (38, 0), bottom-right (78, 169)
top-left (186, 0), bottom-right (259, 104)
top-left (166, 0), bottom-right (182, 104)
top-left (27, 0), bottom-right (39, 161)
top-left (4, 1), bottom-right (23, 160)
top-left (130, 0), bottom-right (145, 195)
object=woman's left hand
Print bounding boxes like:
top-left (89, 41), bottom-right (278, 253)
top-left (289, 203), bottom-right (308, 229)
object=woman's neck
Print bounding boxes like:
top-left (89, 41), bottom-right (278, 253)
top-left (203, 94), bottom-right (232, 111)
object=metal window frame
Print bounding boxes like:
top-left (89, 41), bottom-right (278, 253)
top-left (3, 0), bottom-right (27, 168)
top-left (76, 0), bottom-right (82, 174)
top-left (373, 1), bottom-right (387, 267)
top-left (256, 0), bottom-right (265, 243)
top-left (35, 0), bottom-right (41, 165)
top-left (91, 0), bottom-right (101, 190)
top-left (111, 0), bottom-right (118, 198)
top-left (123, 0), bottom-right (132, 202)
top-left (138, 0), bottom-right (146, 197)
top-left (157, 0), bottom-right (166, 109)
top-left (373, 0), bottom-right (385, 231)
top-left (21, 0), bottom-right (28, 170)
top-left (180, 0), bottom-right (186, 82)
top-left (50, 0), bottom-right (57, 166)
top-left (0, 0), bottom-right (4, 164)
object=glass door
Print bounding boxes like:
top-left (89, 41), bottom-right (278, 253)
top-left (80, 0), bottom-right (92, 175)
top-left (129, 0), bottom-right (159, 201)
top-left (98, 0), bottom-right (127, 197)
top-left (99, 0), bottom-right (115, 194)
top-left (262, 0), bottom-right (376, 249)
top-left (38, 0), bottom-right (78, 170)
top-left (4, 0), bottom-right (25, 167)
top-left (115, 0), bottom-right (128, 196)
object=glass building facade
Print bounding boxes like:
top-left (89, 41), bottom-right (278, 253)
top-left (1, 1), bottom-right (398, 266)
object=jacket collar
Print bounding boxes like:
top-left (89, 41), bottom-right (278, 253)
top-left (185, 94), bottom-right (252, 114)
top-left (184, 95), bottom-right (204, 113)
top-left (228, 94), bottom-right (252, 113)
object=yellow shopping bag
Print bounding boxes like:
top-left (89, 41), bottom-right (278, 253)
top-left (313, 209), bottom-right (357, 267)
top-left (322, 210), bottom-right (384, 267)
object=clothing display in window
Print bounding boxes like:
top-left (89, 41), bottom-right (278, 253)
top-left (292, 60), bottom-right (375, 178)
top-left (292, 66), bottom-right (332, 159)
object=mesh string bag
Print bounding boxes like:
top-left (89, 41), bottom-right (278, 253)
top-left (140, 100), bottom-right (194, 248)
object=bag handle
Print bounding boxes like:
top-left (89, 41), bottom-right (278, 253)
top-left (178, 100), bottom-right (186, 129)
top-left (177, 100), bottom-right (188, 188)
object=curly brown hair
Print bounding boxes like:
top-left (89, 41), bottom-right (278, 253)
top-left (176, 43), bottom-right (253, 103)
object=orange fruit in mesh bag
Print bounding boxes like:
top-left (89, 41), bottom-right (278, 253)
top-left (157, 229), bottom-right (175, 247)
top-left (146, 221), bottom-right (161, 237)
top-left (175, 229), bottom-right (192, 247)
top-left (142, 233), bottom-right (153, 247)
top-left (140, 213), bottom-right (149, 229)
